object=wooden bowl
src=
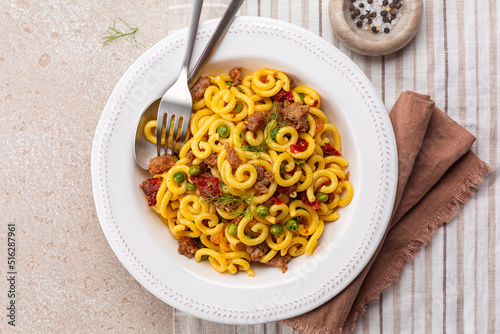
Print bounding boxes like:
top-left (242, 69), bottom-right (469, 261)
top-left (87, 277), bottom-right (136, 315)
top-left (329, 0), bottom-right (423, 56)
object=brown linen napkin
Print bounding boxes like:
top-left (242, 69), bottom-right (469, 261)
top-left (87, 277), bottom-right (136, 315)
top-left (283, 91), bottom-right (491, 334)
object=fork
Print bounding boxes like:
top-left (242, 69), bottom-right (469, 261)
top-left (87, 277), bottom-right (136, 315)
top-left (156, 0), bottom-right (203, 156)
top-left (156, 0), bottom-right (244, 156)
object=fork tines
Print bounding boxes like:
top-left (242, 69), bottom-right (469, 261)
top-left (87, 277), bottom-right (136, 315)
top-left (156, 112), bottom-right (190, 157)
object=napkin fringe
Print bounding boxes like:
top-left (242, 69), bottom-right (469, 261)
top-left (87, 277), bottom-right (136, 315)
top-left (343, 159), bottom-right (491, 334)
top-left (286, 321), bottom-right (335, 334)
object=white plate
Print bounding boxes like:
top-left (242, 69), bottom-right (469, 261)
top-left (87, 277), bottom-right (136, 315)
top-left (91, 17), bottom-right (398, 324)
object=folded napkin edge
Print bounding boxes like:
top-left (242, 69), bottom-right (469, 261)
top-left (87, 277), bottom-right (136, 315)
top-left (404, 90), bottom-right (432, 101)
top-left (342, 152), bottom-right (491, 334)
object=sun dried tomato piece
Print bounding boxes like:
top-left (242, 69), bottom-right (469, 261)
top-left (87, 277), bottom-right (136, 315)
top-left (322, 144), bottom-right (341, 156)
top-left (290, 138), bottom-right (308, 153)
top-left (273, 89), bottom-right (294, 102)
top-left (140, 178), bottom-right (162, 206)
top-left (325, 191), bottom-right (336, 204)
top-left (276, 184), bottom-right (298, 195)
top-left (271, 196), bottom-right (283, 205)
top-left (300, 191), bottom-right (321, 210)
top-left (189, 174), bottom-right (221, 203)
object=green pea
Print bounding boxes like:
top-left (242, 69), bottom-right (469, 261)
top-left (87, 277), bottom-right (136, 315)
top-left (256, 205), bottom-right (269, 217)
top-left (201, 255), bottom-right (209, 261)
top-left (217, 124), bottom-right (230, 138)
top-left (270, 127), bottom-right (279, 141)
top-left (285, 219), bottom-right (298, 232)
top-left (189, 165), bottom-right (201, 176)
top-left (236, 86), bottom-right (244, 93)
top-left (173, 171), bottom-right (186, 183)
top-left (298, 93), bottom-right (305, 103)
top-left (245, 233), bottom-right (253, 239)
top-left (316, 193), bottom-right (329, 202)
top-left (186, 182), bottom-right (197, 192)
top-left (234, 101), bottom-right (243, 113)
top-left (173, 155), bottom-right (179, 162)
top-left (228, 223), bottom-right (238, 236)
top-left (270, 224), bottom-right (284, 236)
top-left (225, 81), bottom-right (233, 86)
top-left (280, 163), bottom-right (286, 173)
top-left (295, 159), bottom-right (305, 167)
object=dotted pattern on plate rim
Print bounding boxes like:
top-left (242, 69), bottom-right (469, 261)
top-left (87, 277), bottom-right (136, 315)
top-left (95, 21), bottom-right (394, 322)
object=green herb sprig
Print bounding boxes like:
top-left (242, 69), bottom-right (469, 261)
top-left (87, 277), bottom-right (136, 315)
top-left (229, 194), bottom-right (258, 218)
top-left (102, 18), bottom-right (144, 48)
top-left (202, 187), bottom-right (257, 218)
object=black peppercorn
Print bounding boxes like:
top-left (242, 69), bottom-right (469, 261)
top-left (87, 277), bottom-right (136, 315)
top-left (347, 0), bottom-right (403, 30)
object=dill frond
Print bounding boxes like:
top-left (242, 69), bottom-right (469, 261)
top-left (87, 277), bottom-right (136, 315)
top-left (102, 18), bottom-right (144, 48)
top-left (227, 194), bottom-right (258, 218)
top-left (202, 186), bottom-right (257, 218)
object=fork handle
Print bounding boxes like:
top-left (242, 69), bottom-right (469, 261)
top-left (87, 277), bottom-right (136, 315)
top-left (180, 0), bottom-right (204, 79)
top-left (188, 0), bottom-right (244, 88)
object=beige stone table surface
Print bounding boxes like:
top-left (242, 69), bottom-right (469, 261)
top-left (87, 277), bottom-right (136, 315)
top-left (1, 0), bottom-right (499, 334)
top-left (0, 1), bottom-right (299, 333)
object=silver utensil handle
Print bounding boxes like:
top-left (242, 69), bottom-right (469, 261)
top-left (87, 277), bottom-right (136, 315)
top-left (188, 0), bottom-right (244, 87)
top-left (180, 0), bottom-right (204, 78)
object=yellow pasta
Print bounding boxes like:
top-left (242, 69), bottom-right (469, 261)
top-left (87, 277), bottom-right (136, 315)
top-left (139, 67), bottom-right (353, 276)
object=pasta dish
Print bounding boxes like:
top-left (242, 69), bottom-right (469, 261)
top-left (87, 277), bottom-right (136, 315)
top-left (139, 67), bottom-right (353, 276)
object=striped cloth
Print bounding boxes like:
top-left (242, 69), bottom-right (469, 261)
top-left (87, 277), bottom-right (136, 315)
top-left (166, 0), bottom-right (499, 333)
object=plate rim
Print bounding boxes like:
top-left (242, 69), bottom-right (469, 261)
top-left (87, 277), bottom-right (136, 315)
top-left (91, 16), bottom-right (398, 324)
